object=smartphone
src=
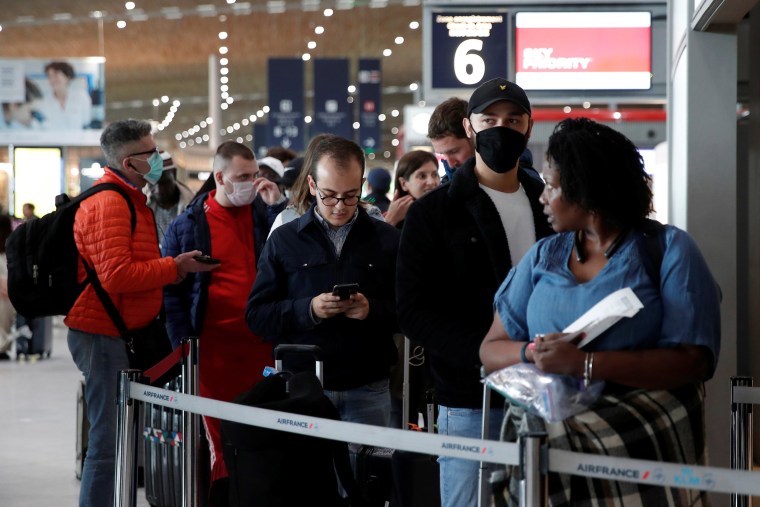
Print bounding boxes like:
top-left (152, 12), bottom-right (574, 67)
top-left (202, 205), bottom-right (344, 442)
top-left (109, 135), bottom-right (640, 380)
top-left (332, 283), bottom-right (359, 300)
top-left (193, 254), bottom-right (222, 265)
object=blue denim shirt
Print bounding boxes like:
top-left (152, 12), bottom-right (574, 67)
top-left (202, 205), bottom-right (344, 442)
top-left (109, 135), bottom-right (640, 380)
top-left (494, 225), bottom-right (721, 378)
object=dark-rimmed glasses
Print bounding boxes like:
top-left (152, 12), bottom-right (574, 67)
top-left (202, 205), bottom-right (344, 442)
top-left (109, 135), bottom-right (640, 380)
top-left (316, 186), bottom-right (360, 206)
top-left (127, 147), bottom-right (159, 158)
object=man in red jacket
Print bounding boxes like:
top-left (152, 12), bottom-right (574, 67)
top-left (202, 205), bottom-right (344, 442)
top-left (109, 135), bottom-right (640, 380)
top-left (65, 118), bottom-right (217, 507)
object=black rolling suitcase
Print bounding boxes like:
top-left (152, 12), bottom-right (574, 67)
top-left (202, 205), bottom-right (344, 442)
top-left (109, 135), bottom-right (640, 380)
top-left (356, 337), bottom-right (441, 507)
top-left (143, 376), bottom-right (184, 507)
top-left (222, 344), bottom-right (357, 507)
top-left (75, 380), bottom-right (89, 480)
top-left (15, 316), bottom-right (53, 360)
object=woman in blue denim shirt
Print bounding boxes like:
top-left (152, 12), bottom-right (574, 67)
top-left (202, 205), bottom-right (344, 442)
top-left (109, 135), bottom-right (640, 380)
top-left (480, 118), bottom-right (720, 506)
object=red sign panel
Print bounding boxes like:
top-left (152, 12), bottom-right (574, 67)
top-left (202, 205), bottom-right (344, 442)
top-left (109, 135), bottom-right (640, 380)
top-left (515, 12), bottom-right (651, 91)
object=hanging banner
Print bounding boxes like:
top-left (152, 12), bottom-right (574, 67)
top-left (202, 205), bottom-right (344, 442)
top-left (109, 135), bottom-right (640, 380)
top-left (0, 57), bottom-right (105, 146)
top-left (358, 59), bottom-right (381, 155)
top-left (313, 58), bottom-right (351, 139)
top-left (253, 122), bottom-right (269, 159)
top-left (267, 58), bottom-right (304, 152)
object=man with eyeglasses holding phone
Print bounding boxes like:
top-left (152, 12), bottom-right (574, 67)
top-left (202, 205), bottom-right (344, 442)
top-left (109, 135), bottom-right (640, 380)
top-left (247, 134), bottom-right (400, 443)
top-left (65, 119), bottom-right (218, 507)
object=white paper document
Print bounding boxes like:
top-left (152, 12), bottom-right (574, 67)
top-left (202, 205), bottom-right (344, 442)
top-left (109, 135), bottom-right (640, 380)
top-left (561, 287), bottom-right (643, 348)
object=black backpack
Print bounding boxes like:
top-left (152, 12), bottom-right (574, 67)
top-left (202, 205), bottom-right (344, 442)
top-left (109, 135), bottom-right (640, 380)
top-left (6, 183), bottom-right (136, 319)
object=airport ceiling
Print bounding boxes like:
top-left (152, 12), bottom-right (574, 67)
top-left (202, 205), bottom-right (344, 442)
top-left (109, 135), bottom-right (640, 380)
top-left (0, 0), bottom-right (424, 151)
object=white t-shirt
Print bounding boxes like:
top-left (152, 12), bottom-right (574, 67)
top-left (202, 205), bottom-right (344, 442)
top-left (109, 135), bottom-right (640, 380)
top-left (479, 183), bottom-right (536, 265)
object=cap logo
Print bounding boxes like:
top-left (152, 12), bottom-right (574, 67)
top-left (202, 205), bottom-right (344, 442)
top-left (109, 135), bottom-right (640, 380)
top-left (499, 85), bottom-right (506, 90)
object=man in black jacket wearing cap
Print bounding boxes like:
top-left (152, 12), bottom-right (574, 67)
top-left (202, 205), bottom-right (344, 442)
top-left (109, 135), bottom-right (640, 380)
top-left (396, 78), bottom-right (554, 507)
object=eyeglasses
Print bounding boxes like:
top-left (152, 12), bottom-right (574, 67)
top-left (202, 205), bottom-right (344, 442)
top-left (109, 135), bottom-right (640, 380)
top-left (127, 147), bottom-right (159, 158)
top-left (316, 186), bottom-right (360, 207)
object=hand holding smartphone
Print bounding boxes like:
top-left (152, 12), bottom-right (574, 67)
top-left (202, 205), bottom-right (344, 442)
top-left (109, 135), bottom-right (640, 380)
top-left (193, 254), bottom-right (222, 265)
top-left (332, 283), bottom-right (359, 300)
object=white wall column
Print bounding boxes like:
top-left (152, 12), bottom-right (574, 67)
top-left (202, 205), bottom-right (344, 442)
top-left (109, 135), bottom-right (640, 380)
top-left (669, 2), bottom-right (742, 505)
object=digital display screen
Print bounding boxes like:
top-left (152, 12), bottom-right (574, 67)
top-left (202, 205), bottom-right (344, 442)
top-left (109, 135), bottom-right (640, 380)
top-left (515, 12), bottom-right (652, 91)
top-left (429, 10), bottom-right (508, 90)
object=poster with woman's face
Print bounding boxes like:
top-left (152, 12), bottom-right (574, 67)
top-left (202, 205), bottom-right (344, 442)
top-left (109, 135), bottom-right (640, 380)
top-left (0, 57), bottom-right (105, 146)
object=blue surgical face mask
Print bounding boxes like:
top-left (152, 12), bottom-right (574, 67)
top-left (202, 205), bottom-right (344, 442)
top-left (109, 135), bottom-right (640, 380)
top-left (142, 152), bottom-right (164, 185)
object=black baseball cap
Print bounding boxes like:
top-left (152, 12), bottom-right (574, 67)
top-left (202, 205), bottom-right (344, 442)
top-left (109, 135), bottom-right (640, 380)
top-left (467, 78), bottom-right (531, 117)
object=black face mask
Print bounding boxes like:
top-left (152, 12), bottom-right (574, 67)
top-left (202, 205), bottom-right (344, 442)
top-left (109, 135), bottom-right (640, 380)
top-left (473, 126), bottom-right (528, 174)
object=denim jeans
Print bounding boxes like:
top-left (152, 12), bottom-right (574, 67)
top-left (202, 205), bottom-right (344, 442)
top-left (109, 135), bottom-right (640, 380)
top-left (324, 377), bottom-right (391, 427)
top-left (437, 405), bottom-right (504, 507)
top-left (68, 328), bottom-right (130, 507)
top-left (325, 378), bottom-right (391, 469)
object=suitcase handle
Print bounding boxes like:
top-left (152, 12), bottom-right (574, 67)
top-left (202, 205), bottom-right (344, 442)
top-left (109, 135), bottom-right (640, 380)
top-left (273, 344), bottom-right (324, 361)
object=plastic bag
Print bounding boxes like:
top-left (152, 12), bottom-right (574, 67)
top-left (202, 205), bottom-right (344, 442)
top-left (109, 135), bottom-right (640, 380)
top-left (485, 363), bottom-right (604, 423)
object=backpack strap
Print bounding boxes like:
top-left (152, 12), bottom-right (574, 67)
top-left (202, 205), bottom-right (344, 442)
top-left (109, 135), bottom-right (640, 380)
top-left (82, 260), bottom-right (131, 340)
top-left (636, 218), bottom-right (666, 290)
top-left (71, 183), bottom-right (137, 234)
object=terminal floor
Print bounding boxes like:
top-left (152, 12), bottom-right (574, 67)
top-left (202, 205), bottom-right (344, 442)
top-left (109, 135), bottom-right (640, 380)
top-left (0, 318), bottom-right (151, 507)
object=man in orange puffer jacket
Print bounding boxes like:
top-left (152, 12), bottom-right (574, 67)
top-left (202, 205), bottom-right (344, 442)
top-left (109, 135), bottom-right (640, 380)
top-left (65, 118), bottom-right (218, 507)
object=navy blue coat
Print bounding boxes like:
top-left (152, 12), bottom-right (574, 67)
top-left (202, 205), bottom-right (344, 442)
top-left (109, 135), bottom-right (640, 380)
top-left (162, 192), bottom-right (286, 347)
top-left (246, 205), bottom-right (400, 391)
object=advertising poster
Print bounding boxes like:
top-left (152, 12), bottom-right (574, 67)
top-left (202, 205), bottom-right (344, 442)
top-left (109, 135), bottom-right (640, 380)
top-left (0, 57), bottom-right (105, 146)
top-left (313, 58), bottom-right (351, 139)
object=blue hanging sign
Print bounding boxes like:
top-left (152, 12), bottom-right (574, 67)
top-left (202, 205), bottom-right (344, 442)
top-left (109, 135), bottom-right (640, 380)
top-left (267, 58), bottom-right (305, 151)
top-left (313, 58), bottom-right (351, 139)
top-left (358, 58), bottom-right (381, 154)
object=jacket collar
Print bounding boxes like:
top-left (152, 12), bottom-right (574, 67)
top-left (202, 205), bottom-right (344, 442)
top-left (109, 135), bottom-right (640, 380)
top-left (445, 158), bottom-right (553, 281)
top-left (99, 167), bottom-right (147, 203)
top-left (296, 202), bottom-right (370, 234)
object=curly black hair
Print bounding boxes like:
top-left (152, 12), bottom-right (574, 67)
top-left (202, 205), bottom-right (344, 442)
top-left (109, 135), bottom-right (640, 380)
top-left (546, 117), bottom-right (653, 230)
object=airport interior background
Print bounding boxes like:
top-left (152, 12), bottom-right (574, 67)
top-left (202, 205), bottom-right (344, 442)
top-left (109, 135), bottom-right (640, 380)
top-left (1, 0), bottom-right (760, 506)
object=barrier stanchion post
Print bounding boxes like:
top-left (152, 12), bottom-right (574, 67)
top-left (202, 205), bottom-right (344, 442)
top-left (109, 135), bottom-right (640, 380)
top-left (114, 369), bottom-right (142, 507)
top-left (478, 379), bottom-right (492, 507)
top-left (519, 431), bottom-right (547, 507)
top-left (402, 336), bottom-right (410, 429)
top-left (731, 376), bottom-right (754, 507)
top-left (182, 337), bottom-right (200, 507)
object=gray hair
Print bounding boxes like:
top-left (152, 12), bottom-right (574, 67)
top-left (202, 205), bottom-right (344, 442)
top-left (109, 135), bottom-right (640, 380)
top-left (100, 119), bottom-right (153, 168)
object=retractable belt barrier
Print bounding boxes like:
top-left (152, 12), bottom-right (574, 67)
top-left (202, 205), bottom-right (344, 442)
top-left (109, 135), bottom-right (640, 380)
top-left (132, 382), bottom-right (520, 465)
top-left (116, 380), bottom-right (760, 499)
top-left (732, 385), bottom-right (760, 405)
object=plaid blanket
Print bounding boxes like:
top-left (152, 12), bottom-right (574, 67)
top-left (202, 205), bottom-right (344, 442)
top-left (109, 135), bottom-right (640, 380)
top-left (494, 383), bottom-right (709, 507)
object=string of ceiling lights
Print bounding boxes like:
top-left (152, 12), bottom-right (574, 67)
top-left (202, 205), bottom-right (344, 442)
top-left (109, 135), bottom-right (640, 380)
top-left (175, 5), bottom-right (421, 156)
top-left (0, 0), bottom-right (422, 156)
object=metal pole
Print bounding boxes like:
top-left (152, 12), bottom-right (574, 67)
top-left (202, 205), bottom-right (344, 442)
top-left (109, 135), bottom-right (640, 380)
top-left (731, 376), bottom-right (753, 507)
top-left (478, 375), bottom-right (491, 507)
top-left (182, 337), bottom-right (201, 507)
top-left (402, 336), bottom-right (410, 429)
top-left (114, 369), bottom-right (142, 507)
top-left (519, 431), bottom-right (547, 507)
top-left (208, 56), bottom-right (221, 150)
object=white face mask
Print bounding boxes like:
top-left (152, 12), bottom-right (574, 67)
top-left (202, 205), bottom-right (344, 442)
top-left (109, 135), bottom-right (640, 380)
top-left (223, 176), bottom-right (256, 207)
